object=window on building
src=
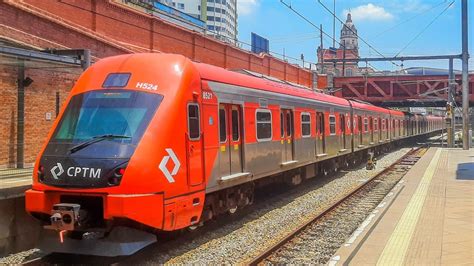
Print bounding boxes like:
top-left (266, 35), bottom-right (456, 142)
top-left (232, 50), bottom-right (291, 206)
top-left (208, 16), bottom-right (214, 21)
top-left (177, 3), bottom-right (184, 9)
top-left (256, 110), bottom-right (272, 141)
top-left (345, 68), bottom-right (353, 76)
top-left (301, 113), bottom-right (311, 137)
top-left (329, 115), bottom-right (336, 135)
top-left (207, 6), bottom-right (214, 11)
top-left (208, 25), bottom-right (215, 30)
top-left (187, 104), bottom-right (200, 140)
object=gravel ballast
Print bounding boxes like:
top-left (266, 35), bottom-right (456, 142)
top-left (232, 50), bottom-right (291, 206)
top-left (0, 148), bottom-right (412, 265)
top-left (126, 148), bottom-right (412, 265)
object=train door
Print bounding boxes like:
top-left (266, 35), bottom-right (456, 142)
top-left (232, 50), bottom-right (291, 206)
top-left (340, 114), bottom-right (347, 149)
top-left (369, 117), bottom-right (374, 143)
top-left (358, 116), bottom-right (363, 145)
top-left (316, 112), bottom-right (326, 155)
top-left (187, 103), bottom-right (204, 186)
top-left (219, 104), bottom-right (243, 177)
top-left (281, 109), bottom-right (294, 162)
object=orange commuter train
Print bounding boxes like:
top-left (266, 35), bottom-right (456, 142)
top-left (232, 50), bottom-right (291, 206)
top-left (25, 53), bottom-right (444, 256)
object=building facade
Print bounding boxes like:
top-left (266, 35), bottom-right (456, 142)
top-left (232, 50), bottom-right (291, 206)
top-left (317, 13), bottom-right (361, 77)
top-left (160, 0), bottom-right (238, 43)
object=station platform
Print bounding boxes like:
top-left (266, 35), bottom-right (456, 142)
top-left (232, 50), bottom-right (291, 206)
top-left (331, 147), bottom-right (474, 265)
top-left (0, 168), bottom-right (32, 199)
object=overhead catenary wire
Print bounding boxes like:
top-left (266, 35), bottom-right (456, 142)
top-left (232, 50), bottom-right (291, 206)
top-left (280, 0), bottom-right (381, 73)
top-left (394, 1), bottom-right (455, 57)
top-left (373, 0), bottom-right (448, 38)
top-left (316, 0), bottom-right (401, 68)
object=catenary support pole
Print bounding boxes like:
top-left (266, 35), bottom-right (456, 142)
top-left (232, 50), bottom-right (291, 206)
top-left (320, 24), bottom-right (324, 74)
top-left (461, 0), bottom-right (469, 149)
top-left (448, 58), bottom-right (455, 147)
top-left (17, 60), bottom-right (25, 168)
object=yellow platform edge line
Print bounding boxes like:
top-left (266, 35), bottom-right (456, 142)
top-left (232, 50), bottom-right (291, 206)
top-left (377, 148), bottom-right (442, 266)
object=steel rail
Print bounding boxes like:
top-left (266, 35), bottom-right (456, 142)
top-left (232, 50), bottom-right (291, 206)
top-left (247, 144), bottom-right (430, 266)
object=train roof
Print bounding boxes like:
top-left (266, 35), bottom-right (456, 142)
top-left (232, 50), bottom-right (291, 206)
top-left (194, 60), bottom-right (406, 116)
top-left (194, 62), bottom-right (351, 108)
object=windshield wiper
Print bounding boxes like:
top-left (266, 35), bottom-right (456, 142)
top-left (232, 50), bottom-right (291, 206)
top-left (69, 134), bottom-right (131, 154)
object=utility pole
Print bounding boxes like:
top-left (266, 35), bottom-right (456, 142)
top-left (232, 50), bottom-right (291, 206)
top-left (447, 58), bottom-right (455, 147)
top-left (461, 0), bottom-right (470, 149)
top-left (342, 45), bottom-right (346, 77)
top-left (320, 24), bottom-right (324, 74)
top-left (332, 0), bottom-right (336, 48)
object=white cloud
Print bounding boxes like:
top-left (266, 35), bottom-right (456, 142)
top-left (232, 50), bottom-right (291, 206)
top-left (343, 3), bottom-right (394, 22)
top-left (237, 0), bottom-right (259, 16)
top-left (398, 0), bottom-right (432, 13)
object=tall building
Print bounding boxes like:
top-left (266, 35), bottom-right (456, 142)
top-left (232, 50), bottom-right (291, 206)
top-left (160, 0), bottom-right (238, 43)
top-left (317, 13), bottom-right (360, 77)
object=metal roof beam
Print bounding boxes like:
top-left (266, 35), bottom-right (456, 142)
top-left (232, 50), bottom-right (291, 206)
top-left (0, 45), bottom-right (83, 65)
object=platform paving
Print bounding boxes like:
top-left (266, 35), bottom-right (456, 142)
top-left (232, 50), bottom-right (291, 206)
top-left (332, 147), bottom-right (474, 266)
top-left (0, 168), bottom-right (32, 199)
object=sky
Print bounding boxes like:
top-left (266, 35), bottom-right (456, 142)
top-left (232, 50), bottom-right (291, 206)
top-left (236, 0), bottom-right (474, 72)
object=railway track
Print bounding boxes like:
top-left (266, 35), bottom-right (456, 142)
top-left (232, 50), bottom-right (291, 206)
top-left (14, 144), bottom-right (431, 265)
top-left (247, 146), bottom-right (428, 265)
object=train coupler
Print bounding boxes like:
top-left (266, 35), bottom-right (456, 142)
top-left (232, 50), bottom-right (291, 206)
top-left (45, 203), bottom-right (81, 232)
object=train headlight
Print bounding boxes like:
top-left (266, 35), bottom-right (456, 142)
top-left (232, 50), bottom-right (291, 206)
top-left (37, 165), bottom-right (45, 181)
top-left (108, 166), bottom-right (127, 186)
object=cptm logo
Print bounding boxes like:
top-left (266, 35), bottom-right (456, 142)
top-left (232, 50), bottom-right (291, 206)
top-left (50, 163), bottom-right (64, 180)
top-left (158, 148), bottom-right (180, 183)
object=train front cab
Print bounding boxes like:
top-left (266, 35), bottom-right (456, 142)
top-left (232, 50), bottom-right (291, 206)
top-left (25, 54), bottom-right (212, 256)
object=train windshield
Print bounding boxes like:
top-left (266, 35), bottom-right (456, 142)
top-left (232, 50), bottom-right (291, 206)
top-left (52, 90), bottom-right (162, 144)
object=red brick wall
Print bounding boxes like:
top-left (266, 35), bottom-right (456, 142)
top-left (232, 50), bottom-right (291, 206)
top-left (0, 65), bottom-right (18, 168)
top-left (0, 0), bottom-right (314, 167)
top-left (0, 65), bottom-right (80, 168)
top-left (2, 0), bottom-right (312, 87)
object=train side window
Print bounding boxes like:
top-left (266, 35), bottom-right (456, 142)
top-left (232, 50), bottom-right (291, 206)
top-left (364, 117), bottom-right (369, 132)
top-left (301, 112), bottom-right (311, 137)
top-left (286, 112), bottom-right (292, 137)
top-left (231, 109), bottom-right (239, 141)
top-left (374, 118), bottom-right (379, 131)
top-left (219, 108), bottom-right (226, 143)
top-left (280, 111), bottom-right (284, 138)
top-left (329, 115), bottom-right (336, 135)
top-left (187, 103), bottom-right (200, 140)
top-left (256, 109), bottom-right (272, 142)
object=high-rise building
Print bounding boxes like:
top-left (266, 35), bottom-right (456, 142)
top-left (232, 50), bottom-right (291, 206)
top-left (159, 0), bottom-right (238, 43)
